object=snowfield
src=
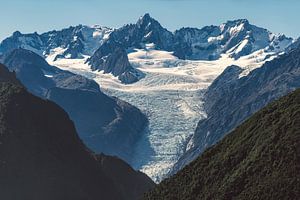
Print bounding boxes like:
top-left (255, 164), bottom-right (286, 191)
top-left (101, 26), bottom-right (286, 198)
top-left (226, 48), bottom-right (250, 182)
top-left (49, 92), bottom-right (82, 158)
top-left (48, 45), bottom-right (277, 182)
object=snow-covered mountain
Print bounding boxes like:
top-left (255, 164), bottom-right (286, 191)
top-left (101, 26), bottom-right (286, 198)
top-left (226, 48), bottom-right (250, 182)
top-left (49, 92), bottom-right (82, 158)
top-left (86, 13), bottom-right (174, 83)
top-left (0, 13), bottom-right (295, 182)
top-left (1, 14), bottom-right (292, 84)
top-left (0, 25), bottom-right (112, 60)
top-left (105, 14), bottom-right (292, 61)
top-left (109, 13), bottom-right (174, 51)
top-left (173, 19), bottom-right (292, 60)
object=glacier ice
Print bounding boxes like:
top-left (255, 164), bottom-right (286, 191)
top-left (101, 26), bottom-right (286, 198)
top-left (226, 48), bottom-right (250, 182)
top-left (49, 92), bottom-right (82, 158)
top-left (49, 47), bottom-right (275, 182)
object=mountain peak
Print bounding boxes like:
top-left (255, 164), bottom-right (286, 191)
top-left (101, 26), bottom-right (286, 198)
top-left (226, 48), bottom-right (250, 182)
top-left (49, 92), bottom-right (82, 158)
top-left (140, 13), bottom-right (152, 21)
top-left (220, 19), bottom-right (250, 31)
top-left (226, 19), bottom-right (250, 25)
top-left (137, 13), bottom-right (158, 27)
top-left (12, 31), bottom-right (22, 37)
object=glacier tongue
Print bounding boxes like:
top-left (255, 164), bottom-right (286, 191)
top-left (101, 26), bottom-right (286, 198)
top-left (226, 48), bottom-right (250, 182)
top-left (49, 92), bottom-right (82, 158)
top-left (104, 86), bottom-right (206, 183)
top-left (49, 47), bottom-right (276, 182)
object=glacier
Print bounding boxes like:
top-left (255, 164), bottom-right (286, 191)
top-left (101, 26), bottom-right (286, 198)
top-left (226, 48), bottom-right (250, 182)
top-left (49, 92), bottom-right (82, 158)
top-left (48, 44), bottom-right (276, 182)
top-left (0, 14), bottom-right (295, 182)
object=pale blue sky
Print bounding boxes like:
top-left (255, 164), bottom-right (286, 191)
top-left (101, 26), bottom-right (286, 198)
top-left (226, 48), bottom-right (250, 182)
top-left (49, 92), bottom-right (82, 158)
top-left (0, 0), bottom-right (299, 41)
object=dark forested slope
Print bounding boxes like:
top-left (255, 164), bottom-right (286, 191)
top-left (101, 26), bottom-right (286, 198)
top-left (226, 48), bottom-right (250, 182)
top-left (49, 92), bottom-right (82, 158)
top-left (0, 64), bottom-right (154, 200)
top-left (146, 89), bottom-right (300, 200)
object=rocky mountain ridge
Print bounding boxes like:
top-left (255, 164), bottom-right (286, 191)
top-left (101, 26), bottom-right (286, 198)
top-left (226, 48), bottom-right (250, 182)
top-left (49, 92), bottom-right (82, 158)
top-left (0, 14), bottom-right (293, 84)
top-left (1, 48), bottom-right (148, 164)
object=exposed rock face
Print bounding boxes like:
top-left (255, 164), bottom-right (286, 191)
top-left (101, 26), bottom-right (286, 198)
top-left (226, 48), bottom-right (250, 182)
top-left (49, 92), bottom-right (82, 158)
top-left (145, 89), bottom-right (300, 200)
top-left (109, 13), bottom-right (174, 51)
top-left (286, 37), bottom-right (300, 53)
top-left (87, 40), bottom-right (141, 84)
top-left (2, 49), bottom-right (148, 163)
top-left (52, 74), bottom-right (100, 92)
top-left (0, 66), bottom-right (155, 200)
top-left (118, 70), bottom-right (140, 84)
top-left (171, 41), bottom-right (300, 174)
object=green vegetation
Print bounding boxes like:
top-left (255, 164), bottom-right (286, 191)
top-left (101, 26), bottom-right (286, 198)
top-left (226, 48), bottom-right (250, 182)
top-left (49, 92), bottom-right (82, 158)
top-left (145, 89), bottom-right (300, 200)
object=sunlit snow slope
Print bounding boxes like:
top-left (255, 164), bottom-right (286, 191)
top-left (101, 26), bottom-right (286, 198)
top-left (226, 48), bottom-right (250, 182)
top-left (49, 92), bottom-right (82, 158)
top-left (48, 44), bottom-right (276, 182)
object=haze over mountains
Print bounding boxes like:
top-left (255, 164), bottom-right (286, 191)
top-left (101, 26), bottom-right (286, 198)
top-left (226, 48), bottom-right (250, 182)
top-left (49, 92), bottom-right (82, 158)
top-left (0, 13), bottom-right (299, 186)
